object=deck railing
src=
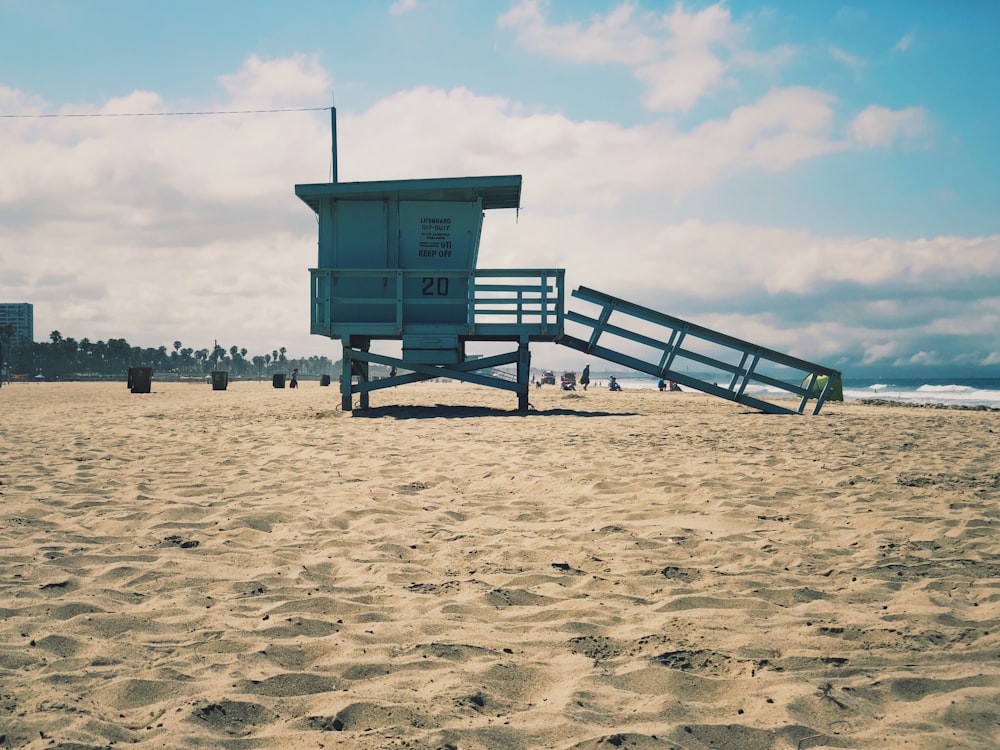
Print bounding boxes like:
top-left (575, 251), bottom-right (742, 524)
top-left (310, 267), bottom-right (565, 339)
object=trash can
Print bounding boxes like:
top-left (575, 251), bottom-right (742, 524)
top-left (211, 371), bottom-right (229, 391)
top-left (128, 367), bottom-right (152, 394)
top-left (320, 374), bottom-right (331, 387)
top-left (272, 373), bottom-right (286, 389)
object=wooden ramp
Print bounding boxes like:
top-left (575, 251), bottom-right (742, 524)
top-left (560, 287), bottom-right (841, 415)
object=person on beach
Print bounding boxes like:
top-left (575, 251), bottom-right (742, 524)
top-left (580, 364), bottom-right (590, 391)
top-left (290, 368), bottom-right (298, 389)
top-left (608, 375), bottom-right (621, 391)
top-left (658, 378), bottom-right (666, 391)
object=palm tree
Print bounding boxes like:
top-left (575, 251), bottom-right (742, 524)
top-left (62, 337), bottom-right (80, 376)
top-left (94, 339), bottom-right (110, 373)
top-left (210, 343), bottom-right (226, 370)
top-left (107, 338), bottom-right (131, 374)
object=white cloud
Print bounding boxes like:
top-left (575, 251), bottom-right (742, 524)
top-left (635, 49), bottom-right (727, 112)
top-left (733, 43), bottom-right (796, 71)
top-left (849, 105), bottom-right (930, 148)
top-left (389, 0), bottom-right (418, 16)
top-left (663, 1), bottom-right (735, 47)
top-left (716, 87), bottom-right (845, 170)
top-left (497, 1), bottom-right (662, 65)
top-left (829, 46), bottom-right (866, 76)
top-left (339, 84), bottom-right (846, 209)
top-left (499, 1), bottom-right (788, 113)
top-left (218, 53), bottom-right (331, 109)
top-left (898, 351), bottom-right (942, 367)
top-left (860, 342), bottom-right (899, 366)
top-left (894, 31), bottom-right (916, 52)
top-left (925, 310), bottom-right (1000, 336)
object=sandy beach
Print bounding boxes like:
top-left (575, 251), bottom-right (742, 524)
top-left (1, 380), bottom-right (997, 749)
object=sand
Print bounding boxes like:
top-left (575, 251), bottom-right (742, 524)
top-left (1, 380), bottom-right (997, 749)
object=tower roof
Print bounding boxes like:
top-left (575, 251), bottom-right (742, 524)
top-left (295, 174), bottom-right (522, 213)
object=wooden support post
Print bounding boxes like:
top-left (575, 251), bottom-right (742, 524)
top-left (358, 339), bottom-right (371, 410)
top-left (517, 340), bottom-right (531, 411)
top-left (341, 344), bottom-right (353, 412)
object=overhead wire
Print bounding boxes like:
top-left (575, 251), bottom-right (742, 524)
top-left (0, 106), bottom-right (330, 118)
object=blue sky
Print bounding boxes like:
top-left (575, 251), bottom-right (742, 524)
top-left (2, 0), bottom-right (998, 376)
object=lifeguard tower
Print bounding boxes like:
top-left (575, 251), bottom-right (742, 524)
top-left (295, 109), bottom-right (841, 415)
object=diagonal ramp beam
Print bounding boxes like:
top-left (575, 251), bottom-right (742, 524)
top-left (560, 286), bottom-right (841, 415)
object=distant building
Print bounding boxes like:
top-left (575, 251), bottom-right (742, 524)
top-left (0, 303), bottom-right (34, 343)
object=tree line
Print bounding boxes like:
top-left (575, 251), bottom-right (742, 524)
top-left (0, 327), bottom-right (337, 380)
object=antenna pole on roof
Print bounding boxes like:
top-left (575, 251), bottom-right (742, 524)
top-left (330, 106), bottom-right (338, 184)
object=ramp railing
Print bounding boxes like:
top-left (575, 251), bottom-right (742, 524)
top-left (561, 286), bottom-right (841, 415)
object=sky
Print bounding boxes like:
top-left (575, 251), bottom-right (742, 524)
top-left (1, 0), bottom-right (999, 378)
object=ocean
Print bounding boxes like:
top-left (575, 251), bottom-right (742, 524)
top-left (606, 376), bottom-right (1000, 409)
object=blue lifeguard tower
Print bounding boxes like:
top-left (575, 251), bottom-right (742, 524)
top-left (295, 109), bottom-right (840, 415)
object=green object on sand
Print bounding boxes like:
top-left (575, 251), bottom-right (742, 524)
top-left (802, 374), bottom-right (843, 401)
